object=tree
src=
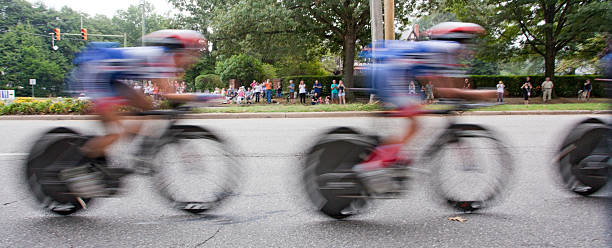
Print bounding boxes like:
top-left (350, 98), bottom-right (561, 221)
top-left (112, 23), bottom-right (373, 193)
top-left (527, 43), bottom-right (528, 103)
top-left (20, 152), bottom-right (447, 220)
top-left (285, 0), bottom-right (413, 89)
top-left (112, 2), bottom-right (175, 47)
top-left (215, 54), bottom-right (265, 86)
top-left (496, 0), bottom-right (612, 77)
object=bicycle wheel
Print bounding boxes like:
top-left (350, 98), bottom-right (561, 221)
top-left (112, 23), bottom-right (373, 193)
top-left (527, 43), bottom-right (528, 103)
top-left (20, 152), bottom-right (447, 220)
top-left (25, 128), bottom-right (93, 215)
top-left (557, 119), bottom-right (610, 196)
top-left (302, 127), bottom-right (378, 219)
top-left (425, 124), bottom-right (513, 212)
top-left (151, 125), bottom-right (241, 214)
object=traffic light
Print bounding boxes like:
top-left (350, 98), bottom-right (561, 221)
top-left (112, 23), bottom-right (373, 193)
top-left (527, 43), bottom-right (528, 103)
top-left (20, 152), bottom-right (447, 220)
top-left (53, 28), bottom-right (60, 40)
top-left (81, 28), bottom-right (87, 40)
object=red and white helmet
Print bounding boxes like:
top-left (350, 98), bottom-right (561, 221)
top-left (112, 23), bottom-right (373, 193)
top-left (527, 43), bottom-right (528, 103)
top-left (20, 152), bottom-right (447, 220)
top-left (142, 29), bottom-right (208, 51)
top-left (425, 22), bottom-right (485, 41)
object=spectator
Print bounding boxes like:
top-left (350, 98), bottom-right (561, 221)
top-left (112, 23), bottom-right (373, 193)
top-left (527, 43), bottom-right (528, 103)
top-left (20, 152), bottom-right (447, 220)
top-left (276, 83), bottom-right (282, 98)
top-left (408, 81), bottom-right (416, 95)
top-left (325, 96), bottom-right (330, 104)
top-left (425, 81), bottom-right (434, 104)
top-left (311, 92), bottom-right (319, 105)
top-left (250, 80), bottom-right (257, 89)
top-left (542, 77), bottom-right (554, 103)
top-left (299, 80), bottom-right (307, 104)
top-left (237, 87), bottom-right (245, 104)
top-left (265, 79), bottom-right (273, 103)
top-left (330, 80), bottom-right (338, 104)
top-left (312, 80), bottom-right (322, 96)
top-left (521, 77), bottom-right (532, 105)
top-left (496, 80), bottom-right (505, 103)
top-left (584, 79), bottom-right (592, 100)
top-left (338, 80), bottom-right (346, 104)
top-left (153, 84), bottom-right (159, 101)
top-left (288, 80), bottom-right (295, 104)
top-left (254, 82), bottom-right (261, 103)
top-left (464, 78), bottom-right (471, 88)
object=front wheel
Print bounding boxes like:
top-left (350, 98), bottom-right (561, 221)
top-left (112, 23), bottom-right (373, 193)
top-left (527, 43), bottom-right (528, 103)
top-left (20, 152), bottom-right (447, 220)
top-left (151, 125), bottom-right (241, 214)
top-left (425, 124), bottom-right (513, 212)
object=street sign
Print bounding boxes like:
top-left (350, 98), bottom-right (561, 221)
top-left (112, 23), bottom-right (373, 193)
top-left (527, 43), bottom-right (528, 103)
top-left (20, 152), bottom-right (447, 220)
top-left (29, 79), bottom-right (36, 85)
top-left (0, 90), bottom-right (15, 100)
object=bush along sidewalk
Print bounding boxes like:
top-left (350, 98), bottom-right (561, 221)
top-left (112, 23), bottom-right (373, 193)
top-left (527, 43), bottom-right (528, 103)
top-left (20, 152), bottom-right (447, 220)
top-left (0, 97), bottom-right (93, 115)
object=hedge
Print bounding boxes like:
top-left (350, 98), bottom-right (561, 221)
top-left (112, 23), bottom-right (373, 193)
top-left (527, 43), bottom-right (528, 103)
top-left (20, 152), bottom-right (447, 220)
top-left (281, 75), bottom-right (343, 96)
top-left (471, 75), bottom-right (603, 97)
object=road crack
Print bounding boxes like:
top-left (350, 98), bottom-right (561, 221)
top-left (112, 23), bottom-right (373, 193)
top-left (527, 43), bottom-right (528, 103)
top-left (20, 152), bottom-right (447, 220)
top-left (194, 227), bottom-right (222, 247)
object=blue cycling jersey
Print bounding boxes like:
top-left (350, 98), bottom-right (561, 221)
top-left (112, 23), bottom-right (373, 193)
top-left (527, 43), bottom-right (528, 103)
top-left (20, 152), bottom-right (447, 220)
top-left (70, 42), bottom-right (178, 99)
top-left (360, 40), bottom-right (465, 107)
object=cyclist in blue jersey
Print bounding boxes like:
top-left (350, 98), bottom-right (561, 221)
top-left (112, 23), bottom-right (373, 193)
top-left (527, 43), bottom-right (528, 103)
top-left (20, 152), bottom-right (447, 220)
top-left (355, 23), bottom-right (496, 193)
top-left (72, 30), bottom-right (213, 160)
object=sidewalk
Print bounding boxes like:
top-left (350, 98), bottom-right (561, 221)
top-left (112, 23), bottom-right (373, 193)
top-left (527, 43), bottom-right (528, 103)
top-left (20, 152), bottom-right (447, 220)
top-left (1, 110), bottom-right (610, 120)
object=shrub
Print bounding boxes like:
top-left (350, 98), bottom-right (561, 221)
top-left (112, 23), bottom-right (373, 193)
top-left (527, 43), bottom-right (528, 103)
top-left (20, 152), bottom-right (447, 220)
top-left (195, 74), bottom-right (224, 92)
top-left (471, 75), bottom-right (603, 97)
top-left (215, 54), bottom-right (265, 87)
top-left (281, 75), bottom-right (343, 96)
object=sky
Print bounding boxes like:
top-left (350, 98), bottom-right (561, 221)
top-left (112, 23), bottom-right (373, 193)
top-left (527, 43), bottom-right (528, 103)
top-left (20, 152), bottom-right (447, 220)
top-left (26, 0), bottom-right (177, 17)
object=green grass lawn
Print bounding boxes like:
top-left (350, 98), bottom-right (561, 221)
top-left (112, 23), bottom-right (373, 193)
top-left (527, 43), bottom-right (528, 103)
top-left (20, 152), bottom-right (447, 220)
top-left (196, 103), bottom-right (384, 113)
top-left (479, 102), bottom-right (610, 111)
top-left (194, 102), bottom-right (610, 113)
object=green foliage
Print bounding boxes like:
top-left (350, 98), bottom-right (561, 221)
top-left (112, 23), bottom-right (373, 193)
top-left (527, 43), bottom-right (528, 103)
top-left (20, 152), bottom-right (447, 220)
top-left (261, 63), bottom-right (278, 80)
top-left (183, 54), bottom-right (217, 91)
top-left (0, 97), bottom-right (92, 115)
top-left (281, 75), bottom-right (343, 96)
top-left (470, 75), bottom-right (604, 98)
top-left (194, 74), bottom-right (224, 92)
top-left (215, 54), bottom-right (265, 86)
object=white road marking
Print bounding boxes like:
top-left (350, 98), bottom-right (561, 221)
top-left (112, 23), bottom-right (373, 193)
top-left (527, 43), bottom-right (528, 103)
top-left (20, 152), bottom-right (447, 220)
top-left (0, 153), bottom-right (27, 156)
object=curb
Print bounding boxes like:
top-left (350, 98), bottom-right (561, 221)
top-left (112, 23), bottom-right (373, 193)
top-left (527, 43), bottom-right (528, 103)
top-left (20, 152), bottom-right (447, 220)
top-left (0, 110), bottom-right (610, 120)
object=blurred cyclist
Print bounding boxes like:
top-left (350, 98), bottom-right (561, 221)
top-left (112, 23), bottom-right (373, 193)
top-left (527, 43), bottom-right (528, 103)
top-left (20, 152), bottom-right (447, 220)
top-left (73, 30), bottom-right (210, 161)
top-left (355, 22), bottom-right (496, 194)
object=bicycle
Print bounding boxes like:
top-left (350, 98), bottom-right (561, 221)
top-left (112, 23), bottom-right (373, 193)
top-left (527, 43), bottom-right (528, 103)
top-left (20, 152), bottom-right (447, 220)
top-left (25, 103), bottom-right (241, 216)
top-left (302, 100), bottom-right (514, 219)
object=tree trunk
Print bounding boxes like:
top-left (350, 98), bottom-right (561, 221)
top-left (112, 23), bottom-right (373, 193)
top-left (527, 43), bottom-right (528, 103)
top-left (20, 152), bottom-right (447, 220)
top-left (342, 33), bottom-right (356, 90)
top-left (543, 2), bottom-right (556, 78)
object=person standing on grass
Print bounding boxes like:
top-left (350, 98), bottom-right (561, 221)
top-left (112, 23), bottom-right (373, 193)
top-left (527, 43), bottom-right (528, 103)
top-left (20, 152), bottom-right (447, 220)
top-left (521, 79), bottom-right (532, 105)
top-left (265, 79), bottom-right (273, 103)
top-left (254, 82), bottom-right (261, 103)
top-left (583, 79), bottom-right (592, 100)
top-left (542, 77), bottom-right (554, 103)
top-left (299, 80), bottom-right (307, 104)
top-left (338, 80), bottom-right (346, 104)
top-left (425, 81), bottom-right (434, 104)
top-left (313, 80), bottom-right (322, 96)
top-left (496, 80), bottom-right (505, 103)
top-left (330, 80), bottom-right (338, 104)
top-left (288, 80), bottom-right (295, 104)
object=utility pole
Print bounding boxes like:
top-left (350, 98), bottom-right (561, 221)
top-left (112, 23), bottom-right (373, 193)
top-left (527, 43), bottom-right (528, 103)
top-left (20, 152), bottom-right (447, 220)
top-left (141, 0), bottom-right (146, 46)
top-left (369, 0), bottom-right (384, 103)
top-left (80, 15), bottom-right (83, 29)
top-left (370, 0), bottom-right (384, 42)
top-left (384, 0), bottom-right (395, 40)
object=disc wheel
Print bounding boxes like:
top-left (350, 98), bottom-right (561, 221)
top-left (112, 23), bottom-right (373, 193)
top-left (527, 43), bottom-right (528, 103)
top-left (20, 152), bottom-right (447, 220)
top-left (302, 127), bottom-right (378, 219)
top-left (25, 128), bottom-right (93, 215)
top-left (557, 118), bottom-right (610, 196)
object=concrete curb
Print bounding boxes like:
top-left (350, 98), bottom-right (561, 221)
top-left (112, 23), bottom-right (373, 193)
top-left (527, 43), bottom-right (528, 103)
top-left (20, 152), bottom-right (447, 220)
top-left (0, 110), bottom-right (610, 120)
